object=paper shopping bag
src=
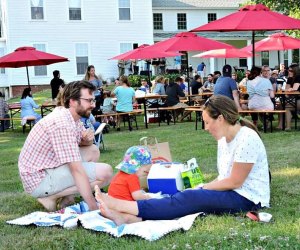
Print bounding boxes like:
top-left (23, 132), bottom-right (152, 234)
top-left (180, 158), bottom-right (204, 189)
top-left (140, 136), bottom-right (172, 163)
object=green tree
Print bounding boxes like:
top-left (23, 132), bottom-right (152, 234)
top-left (252, 0), bottom-right (300, 37)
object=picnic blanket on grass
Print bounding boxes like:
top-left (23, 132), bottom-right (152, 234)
top-left (6, 201), bottom-right (204, 241)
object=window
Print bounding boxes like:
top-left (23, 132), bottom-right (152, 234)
top-left (119, 0), bottom-right (130, 20)
top-left (69, 0), bottom-right (81, 20)
top-left (76, 43), bottom-right (88, 75)
top-left (0, 48), bottom-right (5, 74)
top-left (33, 44), bottom-right (47, 76)
top-left (261, 51), bottom-right (269, 66)
top-left (177, 13), bottom-right (186, 30)
top-left (31, 0), bottom-right (44, 20)
top-left (153, 13), bottom-right (163, 30)
top-left (207, 13), bottom-right (216, 23)
top-left (239, 58), bottom-right (248, 68)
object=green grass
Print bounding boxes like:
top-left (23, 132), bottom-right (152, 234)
top-left (0, 90), bottom-right (300, 249)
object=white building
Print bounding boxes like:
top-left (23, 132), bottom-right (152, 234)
top-left (0, 0), bottom-right (153, 95)
top-left (0, 0), bottom-right (294, 97)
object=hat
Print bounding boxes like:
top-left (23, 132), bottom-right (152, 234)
top-left (116, 146), bottom-right (152, 174)
top-left (222, 65), bottom-right (232, 77)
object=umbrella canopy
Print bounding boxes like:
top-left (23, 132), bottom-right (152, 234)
top-left (109, 44), bottom-right (181, 60)
top-left (144, 32), bottom-right (234, 53)
top-left (0, 46), bottom-right (69, 86)
top-left (242, 32), bottom-right (300, 51)
top-left (142, 32), bottom-right (234, 97)
top-left (193, 48), bottom-right (253, 59)
top-left (191, 4), bottom-right (300, 65)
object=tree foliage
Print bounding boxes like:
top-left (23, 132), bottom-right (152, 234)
top-left (252, 0), bottom-right (300, 37)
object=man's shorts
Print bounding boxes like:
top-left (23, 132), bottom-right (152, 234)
top-left (31, 162), bottom-right (97, 198)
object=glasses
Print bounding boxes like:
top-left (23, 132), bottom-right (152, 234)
top-left (204, 98), bottom-right (217, 110)
top-left (288, 69), bottom-right (293, 72)
top-left (79, 97), bottom-right (96, 104)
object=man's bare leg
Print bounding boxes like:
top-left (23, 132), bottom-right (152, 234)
top-left (94, 185), bottom-right (139, 216)
top-left (38, 180), bottom-right (108, 212)
top-left (98, 197), bottom-right (142, 225)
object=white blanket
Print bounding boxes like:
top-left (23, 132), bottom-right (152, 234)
top-left (6, 201), bottom-right (204, 241)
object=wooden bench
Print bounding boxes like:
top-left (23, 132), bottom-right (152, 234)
top-left (0, 117), bottom-right (36, 134)
top-left (95, 109), bottom-right (143, 131)
top-left (184, 108), bottom-right (286, 133)
top-left (238, 110), bottom-right (286, 133)
top-left (184, 106), bottom-right (203, 130)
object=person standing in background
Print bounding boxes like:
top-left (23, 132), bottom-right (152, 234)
top-left (50, 70), bottom-right (64, 101)
top-left (197, 62), bottom-right (206, 78)
top-left (84, 65), bottom-right (103, 112)
top-left (0, 91), bottom-right (9, 131)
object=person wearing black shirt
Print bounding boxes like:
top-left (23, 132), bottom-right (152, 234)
top-left (190, 75), bottom-right (202, 95)
top-left (50, 70), bottom-right (64, 100)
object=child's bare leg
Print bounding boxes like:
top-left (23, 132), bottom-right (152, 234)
top-left (94, 185), bottom-right (139, 215)
top-left (98, 198), bottom-right (142, 225)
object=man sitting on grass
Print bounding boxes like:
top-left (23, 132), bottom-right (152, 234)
top-left (18, 81), bottom-right (113, 212)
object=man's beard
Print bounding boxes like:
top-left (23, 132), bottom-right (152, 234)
top-left (77, 107), bottom-right (92, 118)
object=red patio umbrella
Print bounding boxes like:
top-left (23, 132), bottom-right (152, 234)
top-left (191, 4), bottom-right (300, 66)
top-left (193, 48), bottom-right (253, 64)
top-left (193, 48), bottom-right (253, 58)
top-left (242, 32), bottom-right (300, 51)
top-left (144, 32), bottom-right (234, 53)
top-left (0, 46), bottom-right (69, 86)
top-left (109, 44), bottom-right (181, 60)
top-left (142, 32), bottom-right (234, 95)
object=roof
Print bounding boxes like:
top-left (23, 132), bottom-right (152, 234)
top-left (153, 31), bottom-right (279, 41)
top-left (152, 0), bottom-right (247, 9)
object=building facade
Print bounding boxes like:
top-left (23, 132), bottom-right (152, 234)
top-left (0, 0), bottom-right (294, 97)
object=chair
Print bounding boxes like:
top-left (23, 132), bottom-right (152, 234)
top-left (94, 123), bottom-right (107, 150)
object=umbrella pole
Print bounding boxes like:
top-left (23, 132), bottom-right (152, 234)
top-left (277, 51), bottom-right (280, 66)
top-left (26, 66), bottom-right (30, 87)
top-left (185, 52), bottom-right (191, 104)
top-left (252, 31), bottom-right (255, 67)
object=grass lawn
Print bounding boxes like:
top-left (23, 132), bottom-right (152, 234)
top-left (0, 90), bottom-right (299, 249)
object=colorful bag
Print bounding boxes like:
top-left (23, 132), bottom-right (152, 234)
top-left (180, 158), bottom-right (204, 189)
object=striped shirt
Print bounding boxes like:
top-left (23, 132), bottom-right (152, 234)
top-left (18, 107), bottom-right (85, 193)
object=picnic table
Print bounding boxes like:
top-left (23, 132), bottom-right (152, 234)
top-left (135, 94), bottom-right (167, 128)
top-left (41, 100), bottom-right (56, 117)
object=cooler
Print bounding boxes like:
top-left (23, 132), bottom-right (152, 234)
top-left (147, 162), bottom-right (184, 195)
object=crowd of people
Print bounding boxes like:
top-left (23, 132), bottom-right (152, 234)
top-left (6, 61), bottom-right (298, 227)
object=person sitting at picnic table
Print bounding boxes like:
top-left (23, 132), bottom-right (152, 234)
top-left (108, 146), bottom-right (153, 201)
top-left (201, 74), bottom-right (214, 92)
top-left (94, 95), bottom-right (270, 225)
top-left (18, 81), bottom-right (113, 212)
top-left (148, 76), bottom-right (166, 108)
top-left (20, 87), bottom-right (42, 124)
top-left (138, 78), bottom-right (149, 93)
top-left (165, 76), bottom-right (189, 121)
top-left (278, 64), bottom-right (300, 130)
top-left (247, 66), bottom-right (274, 127)
top-left (0, 91), bottom-right (9, 131)
top-left (214, 65), bottom-right (241, 111)
top-left (112, 75), bottom-right (136, 131)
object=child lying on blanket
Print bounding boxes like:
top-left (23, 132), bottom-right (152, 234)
top-left (107, 146), bottom-right (152, 201)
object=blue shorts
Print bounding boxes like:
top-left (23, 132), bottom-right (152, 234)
top-left (137, 189), bottom-right (260, 220)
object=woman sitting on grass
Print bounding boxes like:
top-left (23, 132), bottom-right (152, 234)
top-left (95, 95), bottom-right (270, 225)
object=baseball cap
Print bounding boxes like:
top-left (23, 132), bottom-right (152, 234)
top-left (222, 64), bottom-right (232, 77)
